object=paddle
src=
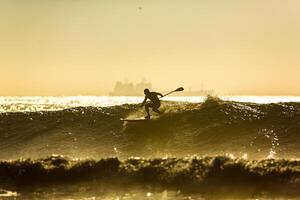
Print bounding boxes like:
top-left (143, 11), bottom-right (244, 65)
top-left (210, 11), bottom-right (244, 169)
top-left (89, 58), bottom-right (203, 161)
top-left (162, 87), bottom-right (184, 98)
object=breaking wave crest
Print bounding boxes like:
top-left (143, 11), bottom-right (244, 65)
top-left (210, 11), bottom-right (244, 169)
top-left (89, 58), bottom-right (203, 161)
top-left (0, 96), bottom-right (299, 159)
top-left (0, 155), bottom-right (299, 196)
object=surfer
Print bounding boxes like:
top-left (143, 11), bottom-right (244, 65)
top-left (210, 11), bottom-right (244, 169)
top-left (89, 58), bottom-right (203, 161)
top-left (141, 88), bottom-right (163, 119)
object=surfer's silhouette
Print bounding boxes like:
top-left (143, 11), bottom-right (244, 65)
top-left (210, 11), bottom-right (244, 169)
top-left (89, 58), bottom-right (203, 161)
top-left (141, 88), bottom-right (163, 119)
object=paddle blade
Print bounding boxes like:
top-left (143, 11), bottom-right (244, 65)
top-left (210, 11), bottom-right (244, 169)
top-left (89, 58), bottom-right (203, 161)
top-left (175, 87), bottom-right (184, 92)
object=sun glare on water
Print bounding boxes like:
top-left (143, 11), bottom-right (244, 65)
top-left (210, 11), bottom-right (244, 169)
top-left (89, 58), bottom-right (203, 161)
top-left (0, 96), bottom-right (299, 113)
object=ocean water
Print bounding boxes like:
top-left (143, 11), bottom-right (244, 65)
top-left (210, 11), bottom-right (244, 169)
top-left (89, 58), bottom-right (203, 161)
top-left (0, 96), bottom-right (299, 200)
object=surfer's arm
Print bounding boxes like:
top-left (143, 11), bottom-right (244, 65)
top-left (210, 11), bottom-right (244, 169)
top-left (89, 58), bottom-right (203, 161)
top-left (156, 92), bottom-right (164, 98)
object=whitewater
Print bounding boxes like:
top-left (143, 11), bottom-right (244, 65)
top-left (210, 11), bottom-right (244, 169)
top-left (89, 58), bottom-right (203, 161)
top-left (0, 96), bottom-right (299, 200)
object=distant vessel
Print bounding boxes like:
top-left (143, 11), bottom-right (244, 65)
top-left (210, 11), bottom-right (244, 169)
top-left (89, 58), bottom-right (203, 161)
top-left (109, 80), bottom-right (152, 96)
top-left (109, 80), bottom-right (213, 96)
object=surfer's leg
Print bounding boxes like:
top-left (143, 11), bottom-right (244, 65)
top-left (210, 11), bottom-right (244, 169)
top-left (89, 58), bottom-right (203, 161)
top-left (153, 108), bottom-right (162, 114)
top-left (152, 103), bottom-right (162, 115)
top-left (145, 103), bottom-right (151, 119)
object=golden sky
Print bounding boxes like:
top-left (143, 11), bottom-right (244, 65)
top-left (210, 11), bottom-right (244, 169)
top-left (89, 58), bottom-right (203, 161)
top-left (0, 0), bottom-right (299, 96)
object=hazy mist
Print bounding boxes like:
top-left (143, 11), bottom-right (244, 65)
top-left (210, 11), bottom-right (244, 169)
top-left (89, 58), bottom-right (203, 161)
top-left (1, 0), bottom-right (299, 96)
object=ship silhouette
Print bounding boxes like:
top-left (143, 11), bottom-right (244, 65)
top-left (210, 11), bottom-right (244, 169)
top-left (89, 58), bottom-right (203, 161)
top-left (109, 80), bottom-right (213, 96)
top-left (109, 80), bottom-right (152, 96)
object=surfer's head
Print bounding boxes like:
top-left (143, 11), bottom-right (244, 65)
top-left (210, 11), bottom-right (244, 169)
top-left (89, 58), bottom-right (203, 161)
top-left (144, 88), bottom-right (150, 95)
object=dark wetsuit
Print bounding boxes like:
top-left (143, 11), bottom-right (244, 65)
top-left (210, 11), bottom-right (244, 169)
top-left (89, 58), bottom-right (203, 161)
top-left (142, 92), bottom-right (163, 118)
top-left (145, 92), bottom-right (161, 108)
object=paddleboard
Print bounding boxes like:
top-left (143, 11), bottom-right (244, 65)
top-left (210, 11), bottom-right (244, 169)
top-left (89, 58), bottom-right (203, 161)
top-left (120, 117), bottom-right (149, 122)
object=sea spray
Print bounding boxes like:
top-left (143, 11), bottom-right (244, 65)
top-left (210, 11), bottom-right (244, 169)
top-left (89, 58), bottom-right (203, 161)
top-left (0, 155), bottom-right (299, 196)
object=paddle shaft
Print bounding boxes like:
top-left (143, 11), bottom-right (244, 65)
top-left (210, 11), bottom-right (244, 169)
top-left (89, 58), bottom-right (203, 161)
top-left (161, 87), bottom-right (184, 98)
top-left (163, 90), bottom-right (176, 97)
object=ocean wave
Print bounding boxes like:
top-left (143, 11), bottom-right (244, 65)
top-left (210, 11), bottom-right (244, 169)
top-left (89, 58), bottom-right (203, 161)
top-left (0, 97), bottom-right (299, 159)
top-left (0, 155), bottom-right (299, 196)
